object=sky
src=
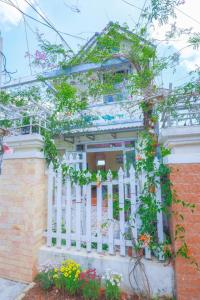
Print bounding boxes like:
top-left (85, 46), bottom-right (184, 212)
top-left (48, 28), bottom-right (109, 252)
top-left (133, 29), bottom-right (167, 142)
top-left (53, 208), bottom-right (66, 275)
top-left (0, 0), bottom-right (199, 87)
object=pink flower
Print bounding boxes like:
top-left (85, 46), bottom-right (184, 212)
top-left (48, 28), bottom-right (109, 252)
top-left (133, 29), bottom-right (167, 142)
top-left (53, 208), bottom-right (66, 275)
top-left (136, 155), bottom-right (142, 161)
top-left (3, 144), bottom-right (13, 154)
top-left (35, 50), bottom-right (46, 61)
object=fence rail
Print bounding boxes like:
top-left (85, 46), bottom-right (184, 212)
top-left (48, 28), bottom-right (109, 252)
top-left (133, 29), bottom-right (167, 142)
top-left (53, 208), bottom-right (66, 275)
top-left (46, 154), bottom-right (164, 260)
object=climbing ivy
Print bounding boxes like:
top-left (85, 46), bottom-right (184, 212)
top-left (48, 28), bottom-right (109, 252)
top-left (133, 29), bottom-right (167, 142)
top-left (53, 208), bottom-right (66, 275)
top-left (1, 0), bottom-right (200, 272)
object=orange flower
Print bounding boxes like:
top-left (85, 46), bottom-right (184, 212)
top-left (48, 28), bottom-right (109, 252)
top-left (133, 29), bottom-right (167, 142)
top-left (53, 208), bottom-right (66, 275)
top-left (139, 234), bottom-right (151, 246)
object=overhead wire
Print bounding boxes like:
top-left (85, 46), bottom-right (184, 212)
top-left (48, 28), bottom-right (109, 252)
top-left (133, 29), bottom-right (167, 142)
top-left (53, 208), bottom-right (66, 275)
top-left (121, 0), bottom-right (151, 33)
top-left (175, 6), bottom-right (200, 27)
top-left (22, 0), bottom-right (73, 52)
top-left (22, 15), bottom-right (33, 75)
top-left (64, 1), bottom-right (81, 13)
top-left (0, 0), bottom-right (86, 41)
top-left (121, 0), bottom-right (145, 12)
top-left (136, 0), bottom-right (148, 30)
top-left (30, 1), bottom-right (87, 42)
top-left (15, 0), bottom-right (33, 76)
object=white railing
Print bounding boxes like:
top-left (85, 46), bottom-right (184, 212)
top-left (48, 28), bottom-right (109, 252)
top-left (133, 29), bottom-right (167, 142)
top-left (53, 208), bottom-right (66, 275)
top-left (46, 157), bottom-right (164, 260)
top-left (161, 101), bottom-right (200, 128)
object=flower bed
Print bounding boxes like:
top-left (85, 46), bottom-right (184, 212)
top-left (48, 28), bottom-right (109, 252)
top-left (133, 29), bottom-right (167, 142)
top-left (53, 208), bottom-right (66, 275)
top-left (22, 259), bottom-right (173, 300)
top-left (22, 259), bottom-right (131, 300)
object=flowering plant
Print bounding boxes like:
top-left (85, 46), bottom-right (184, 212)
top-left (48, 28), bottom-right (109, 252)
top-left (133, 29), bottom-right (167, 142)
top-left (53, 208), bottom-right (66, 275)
top-left (139, 233), bottom-right (151, 247)
top-left (80, 269), bottom-right (100, 300)
top-left (35, 263), bottom-right (57, 290)
top-left (103, 270), bottom-right (122, 300)
top-left (2, 144), bottom-right (13, 154)
top-left (53, 259), bottom-right (81, 295)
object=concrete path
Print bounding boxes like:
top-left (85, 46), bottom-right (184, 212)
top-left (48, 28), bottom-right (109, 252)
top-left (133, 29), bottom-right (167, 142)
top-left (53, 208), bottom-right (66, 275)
top-left (0, 278), bottom-right (27, 300)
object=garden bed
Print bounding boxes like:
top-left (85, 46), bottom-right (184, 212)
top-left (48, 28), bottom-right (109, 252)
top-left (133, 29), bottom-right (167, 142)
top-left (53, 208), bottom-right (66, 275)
top-left (22, 282), bottom-right (140, 300)
top-left (24, 258), bottom-right (173, 300)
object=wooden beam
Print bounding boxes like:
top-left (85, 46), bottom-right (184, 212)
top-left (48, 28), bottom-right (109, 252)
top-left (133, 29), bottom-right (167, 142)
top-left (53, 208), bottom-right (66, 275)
top-left (111, 133), bottom-right (117, 139)
top-left (64, 136), bottom-right (74, 144)
top-left (86, 134), bottom-right (95, 141)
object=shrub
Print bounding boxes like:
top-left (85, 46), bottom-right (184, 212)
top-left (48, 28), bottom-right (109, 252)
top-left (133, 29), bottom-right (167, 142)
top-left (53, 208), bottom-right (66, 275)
top-left (80, 269), bottom-right (101, 300)
top-left (103, 269), bottom-right (122, 300)
top-left (53, 259), bottom-right (81, 295)
top-left (35, 265), bottom-right (54, 290)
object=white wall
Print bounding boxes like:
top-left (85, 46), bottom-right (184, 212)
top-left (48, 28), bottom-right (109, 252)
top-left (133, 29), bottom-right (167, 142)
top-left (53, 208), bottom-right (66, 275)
top-left (159, 125), bottom-right (200, 164)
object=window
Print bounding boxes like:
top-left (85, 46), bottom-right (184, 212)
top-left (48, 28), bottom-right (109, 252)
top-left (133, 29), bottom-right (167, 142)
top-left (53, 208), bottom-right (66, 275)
top-left (76, 144), bottom-right (85, 151)
top-left (103, 69), bottom-right (129, 104)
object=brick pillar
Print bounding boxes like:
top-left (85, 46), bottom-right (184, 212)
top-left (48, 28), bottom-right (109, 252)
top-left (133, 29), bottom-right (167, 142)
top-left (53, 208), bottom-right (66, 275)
top-left (0, 134), bottom-right (47, 282)
top-left (160, 126), bottom-right (200, 300)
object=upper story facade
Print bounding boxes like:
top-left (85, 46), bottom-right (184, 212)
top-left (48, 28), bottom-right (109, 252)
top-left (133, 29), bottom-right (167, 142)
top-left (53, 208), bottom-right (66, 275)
top-left (1, 23), bottom-right (144, 136)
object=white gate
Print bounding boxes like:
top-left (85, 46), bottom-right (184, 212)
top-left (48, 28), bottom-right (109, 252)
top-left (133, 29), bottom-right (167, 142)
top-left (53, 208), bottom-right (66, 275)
top-left (63, 151), bottom-right (87, 170)
top-left (46, 153), bottom-right (164, 259)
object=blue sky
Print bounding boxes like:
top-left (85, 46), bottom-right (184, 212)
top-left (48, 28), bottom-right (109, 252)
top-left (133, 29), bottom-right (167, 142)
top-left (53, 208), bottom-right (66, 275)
top-left (0, 0), bottom-right (199, 87)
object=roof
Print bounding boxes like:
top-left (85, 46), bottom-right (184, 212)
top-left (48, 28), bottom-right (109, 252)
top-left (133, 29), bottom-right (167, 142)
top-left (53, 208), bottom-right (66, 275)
top-left (66, 120), bottom-right (143, 136)
top-left (1, 57), bottom-right (130, 90)
top-left (72, 22), bottom-right (154, 65)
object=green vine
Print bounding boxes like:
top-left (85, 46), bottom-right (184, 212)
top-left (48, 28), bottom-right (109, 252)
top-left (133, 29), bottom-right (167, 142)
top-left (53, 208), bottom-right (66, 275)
top-left (1, 18), bottom-right (199, 271)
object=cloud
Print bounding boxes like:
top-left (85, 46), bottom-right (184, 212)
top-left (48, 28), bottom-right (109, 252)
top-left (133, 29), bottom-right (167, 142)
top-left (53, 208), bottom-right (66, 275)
top-left (0, 0), bottom-right (37, 25)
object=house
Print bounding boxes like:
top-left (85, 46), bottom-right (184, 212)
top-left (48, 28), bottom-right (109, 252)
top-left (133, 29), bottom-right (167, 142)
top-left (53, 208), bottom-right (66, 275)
top-left (0, 23), bottom-right (175, 297)
top-left (53, 22), bottom-right (145, 173)
top-left (1, 23), bottom-right (200, 300)
top-left (2, 22), bottom-right (145, 172)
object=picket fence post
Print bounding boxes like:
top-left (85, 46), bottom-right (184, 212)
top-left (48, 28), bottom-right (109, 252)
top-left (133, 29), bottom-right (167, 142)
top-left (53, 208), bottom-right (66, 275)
top-left (86, 177), bottom-right (92, 252)
top-left (56, 165), bottom-right (62, 248)
top-left (155, 158), bottom-right (164, 260)
top-left (97, 171), bottom-right (103, 253)
top-left (140, 170), bottom-right (152, 259)
top-left (47, 162), bottom-right (54, 247)
top-left (107, 170), bottom-right (114, 255)
top-left (66, 175), bottom-right (72, 249)
top-left (118, 168), bottom-right (126, 256)
top-left (129, 165), bottom-right (137, 242)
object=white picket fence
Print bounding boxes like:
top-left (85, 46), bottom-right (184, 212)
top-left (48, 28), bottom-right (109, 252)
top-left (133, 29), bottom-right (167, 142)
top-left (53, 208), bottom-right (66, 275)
top-left (46, 153), bottom-right (164, 259)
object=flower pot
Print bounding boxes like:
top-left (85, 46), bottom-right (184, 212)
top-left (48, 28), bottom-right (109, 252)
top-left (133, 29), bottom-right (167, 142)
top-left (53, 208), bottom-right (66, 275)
top-left (100, 287), bottom-right (105, 298)
top-left (127, 247), bottom-right (133, 257)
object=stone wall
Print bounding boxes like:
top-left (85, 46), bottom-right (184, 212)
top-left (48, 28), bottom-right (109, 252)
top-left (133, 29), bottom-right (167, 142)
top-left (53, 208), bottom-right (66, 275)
top-left (0, 135), bottom-right (47, 282)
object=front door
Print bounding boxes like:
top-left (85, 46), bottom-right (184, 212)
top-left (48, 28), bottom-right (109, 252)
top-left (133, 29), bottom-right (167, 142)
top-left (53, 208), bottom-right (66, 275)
top-left (84, 140), bottom-right (135, 172)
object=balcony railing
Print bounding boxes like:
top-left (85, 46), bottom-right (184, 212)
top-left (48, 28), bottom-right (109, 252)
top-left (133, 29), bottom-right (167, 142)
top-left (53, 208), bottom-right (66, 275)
top-left (161, 101), bottom-right (200, 128)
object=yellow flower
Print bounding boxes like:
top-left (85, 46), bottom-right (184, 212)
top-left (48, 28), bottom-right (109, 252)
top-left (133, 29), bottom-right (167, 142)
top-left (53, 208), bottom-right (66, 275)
top-left (60, 266), bottom-right (65, 273)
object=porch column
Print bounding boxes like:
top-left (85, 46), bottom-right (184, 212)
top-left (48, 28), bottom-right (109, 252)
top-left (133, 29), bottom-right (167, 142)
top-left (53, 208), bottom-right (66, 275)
top-left (0, 134), bottom-right (47, 282)
top-left (160, 126), bottom-right (200, 300)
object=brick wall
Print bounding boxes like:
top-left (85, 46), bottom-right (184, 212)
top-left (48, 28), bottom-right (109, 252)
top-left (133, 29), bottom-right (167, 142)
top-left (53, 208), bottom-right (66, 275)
top-left (170, 164), bottom-right (200, 300)
top-left (0, 158), bottom-right (47, 282)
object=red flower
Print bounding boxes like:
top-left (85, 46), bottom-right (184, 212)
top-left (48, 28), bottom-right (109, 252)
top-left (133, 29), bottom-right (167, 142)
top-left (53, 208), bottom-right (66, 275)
top-left (80, 269), bottom-right (97, 284)
top-left (3, 144), bottom-right (13, 154)
top-left (136, 155), bottom-right (142, 161)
